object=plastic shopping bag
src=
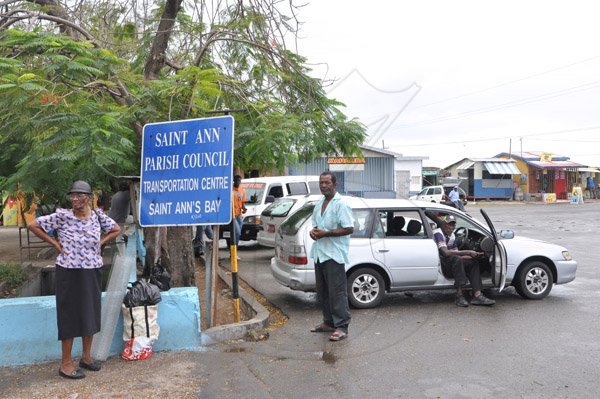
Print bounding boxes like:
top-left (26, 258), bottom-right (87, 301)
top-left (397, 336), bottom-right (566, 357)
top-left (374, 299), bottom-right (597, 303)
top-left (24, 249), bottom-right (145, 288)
top-left (123, 279), bottom-right (161, 308)
top-left (121, 304), bottom-right (159, 361)
top-left (121, 337), bottom-right (153, 361)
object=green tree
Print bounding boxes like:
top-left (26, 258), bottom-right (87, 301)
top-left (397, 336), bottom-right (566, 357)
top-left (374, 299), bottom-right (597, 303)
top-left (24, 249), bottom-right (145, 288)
top-left (0, 0), bottom-right (366, 285)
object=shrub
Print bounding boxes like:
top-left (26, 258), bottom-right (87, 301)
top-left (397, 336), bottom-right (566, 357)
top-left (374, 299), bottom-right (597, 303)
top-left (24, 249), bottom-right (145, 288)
top-left (0, 264), bottom-right (25, 289)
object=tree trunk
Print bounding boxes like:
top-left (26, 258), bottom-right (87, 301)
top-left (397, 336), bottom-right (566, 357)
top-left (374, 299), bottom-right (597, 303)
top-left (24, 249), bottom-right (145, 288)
top-left (141, 0), bottom-right (195, 286)
top-left (144, 0), bottom-right (184, 80)
top-left (144, 226), bottom-right (195, 287)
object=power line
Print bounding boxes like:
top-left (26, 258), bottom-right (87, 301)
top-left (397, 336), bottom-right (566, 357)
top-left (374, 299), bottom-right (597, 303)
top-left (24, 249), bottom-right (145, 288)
top-left (408, 55), bottom-right (600, 110)
top-left (395, 80), bottom-right (600, 129)
top-left (355, 55), bottom-right (600, 123)
top-left (386, 125), bottom-right (600, 148)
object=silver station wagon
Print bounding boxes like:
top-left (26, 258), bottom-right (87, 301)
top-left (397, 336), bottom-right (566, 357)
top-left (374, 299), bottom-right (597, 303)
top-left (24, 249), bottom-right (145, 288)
top-left (270, 197), bottom-right (577, 308)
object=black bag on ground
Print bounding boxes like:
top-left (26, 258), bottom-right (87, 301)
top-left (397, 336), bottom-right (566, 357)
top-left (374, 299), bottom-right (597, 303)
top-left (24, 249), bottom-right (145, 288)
top-left (123, 278), bottom-right (161, 308)
top-left (148, 259), bottom-right (171, 291)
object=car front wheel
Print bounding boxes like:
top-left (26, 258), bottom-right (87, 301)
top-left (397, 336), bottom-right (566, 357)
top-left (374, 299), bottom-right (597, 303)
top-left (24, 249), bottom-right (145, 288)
top-left (514, 261), bottom-right (553, 299)
top-left (347, 268), bottom-right (385, 309)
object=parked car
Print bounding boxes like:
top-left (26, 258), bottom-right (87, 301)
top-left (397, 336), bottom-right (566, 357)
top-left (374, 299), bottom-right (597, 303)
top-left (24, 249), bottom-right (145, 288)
top-left (221, 175), bottom-right (320, 243)
top-left (410, 185), bottom-right (467, 209)
top-left (257, 194), bottom-right (321, 247)
top-left (271, 197), bottom-right (576, 308)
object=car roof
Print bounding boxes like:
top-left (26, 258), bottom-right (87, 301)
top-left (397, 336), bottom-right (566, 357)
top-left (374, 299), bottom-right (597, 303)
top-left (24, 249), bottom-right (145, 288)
top-left (341, 196), bottom-right (457, 211)
top-left (241, 175), bottom-right (320, 183)
top-left (282, 194), bottom-right (322, 200)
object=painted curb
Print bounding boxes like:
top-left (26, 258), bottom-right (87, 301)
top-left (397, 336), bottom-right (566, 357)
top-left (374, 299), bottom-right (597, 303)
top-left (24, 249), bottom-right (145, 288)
top-left (200, 264), bottom-right (270, 345)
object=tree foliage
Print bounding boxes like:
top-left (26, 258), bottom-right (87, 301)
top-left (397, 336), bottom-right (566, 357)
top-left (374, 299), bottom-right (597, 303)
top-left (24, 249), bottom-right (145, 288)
top-left (0, 0), bottom-right (366, 285)
top-left (1, 0), bottom-right (365, 199)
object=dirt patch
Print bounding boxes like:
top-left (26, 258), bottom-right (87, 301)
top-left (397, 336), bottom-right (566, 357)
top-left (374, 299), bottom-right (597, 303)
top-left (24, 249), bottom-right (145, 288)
top-left (195, 255), bottom-right (241, 329)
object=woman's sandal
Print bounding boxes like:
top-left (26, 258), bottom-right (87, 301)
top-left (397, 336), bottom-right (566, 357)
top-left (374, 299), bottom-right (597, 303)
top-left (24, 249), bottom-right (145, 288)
top-left (58, 368), bottom-right (85, 379)
top-left (310, 323), bottom-right (335, 333)
top-left (328, 329), bottom-right (348, 341)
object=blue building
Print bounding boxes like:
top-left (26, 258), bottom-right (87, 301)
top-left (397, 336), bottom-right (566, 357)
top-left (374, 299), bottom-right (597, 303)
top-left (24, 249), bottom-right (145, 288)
top-left (444, 157), bottom-right (522, 199)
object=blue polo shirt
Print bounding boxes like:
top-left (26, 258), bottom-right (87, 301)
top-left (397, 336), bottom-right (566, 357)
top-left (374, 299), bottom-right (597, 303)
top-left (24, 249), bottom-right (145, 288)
top-left (310, 193), bottom-right (354, 264)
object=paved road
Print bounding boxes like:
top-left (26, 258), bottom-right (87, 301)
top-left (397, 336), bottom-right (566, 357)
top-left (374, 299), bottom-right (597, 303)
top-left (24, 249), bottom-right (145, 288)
top-left (206, 201), bottom-right (600, 398)
top-left (2, 201), bottom-right (598, 398)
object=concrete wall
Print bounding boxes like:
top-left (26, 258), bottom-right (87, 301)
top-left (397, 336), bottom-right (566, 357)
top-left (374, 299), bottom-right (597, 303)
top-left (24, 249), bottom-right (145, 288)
top-left (0, 287), bottom-right (201, 367)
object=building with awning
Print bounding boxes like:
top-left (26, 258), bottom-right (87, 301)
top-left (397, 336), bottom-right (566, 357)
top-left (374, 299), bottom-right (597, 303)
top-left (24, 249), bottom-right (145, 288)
top-left (496, 152), bottom-right (587, 200)
top-left (289, 145), bottom-right (428, 198)
top-left (445, 158), bottom-right (523, 199)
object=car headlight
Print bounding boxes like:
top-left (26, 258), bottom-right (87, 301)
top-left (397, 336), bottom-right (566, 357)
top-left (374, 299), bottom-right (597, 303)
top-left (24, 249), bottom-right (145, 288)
top-left (244, 215), bottom-right (261, 225)
top-left (562, 251), bottom-right (572, 261)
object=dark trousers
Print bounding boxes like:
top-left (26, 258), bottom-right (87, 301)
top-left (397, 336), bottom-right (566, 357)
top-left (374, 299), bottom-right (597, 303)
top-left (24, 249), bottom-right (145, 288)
top-left (315, 259), bottom-right (351, 333)
top-left (441, 255), bottom-right (483, 292)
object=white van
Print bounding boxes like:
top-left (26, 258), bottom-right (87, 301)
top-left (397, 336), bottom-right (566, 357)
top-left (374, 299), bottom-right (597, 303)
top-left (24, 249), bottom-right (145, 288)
top-left (223, 175), bottom-right (320, 242)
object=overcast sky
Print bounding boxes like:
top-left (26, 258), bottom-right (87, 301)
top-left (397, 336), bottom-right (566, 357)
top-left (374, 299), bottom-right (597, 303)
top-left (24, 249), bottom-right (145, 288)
top-left (294, 1), bottom-right (600, 168)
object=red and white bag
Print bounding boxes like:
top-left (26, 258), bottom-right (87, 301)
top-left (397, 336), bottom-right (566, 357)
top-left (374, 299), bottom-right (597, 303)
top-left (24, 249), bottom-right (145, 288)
top-left (121, 304), bottom-right (159, 361)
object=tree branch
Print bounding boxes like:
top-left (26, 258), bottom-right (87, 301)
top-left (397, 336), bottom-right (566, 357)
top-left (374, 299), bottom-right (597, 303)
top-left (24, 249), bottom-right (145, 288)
top-left (0, 10), bottom-right (98, 45)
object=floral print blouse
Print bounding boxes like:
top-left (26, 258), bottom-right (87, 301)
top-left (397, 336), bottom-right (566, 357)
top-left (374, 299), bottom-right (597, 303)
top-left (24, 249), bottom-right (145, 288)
top-left (36, 208), bottom-right (116, 269)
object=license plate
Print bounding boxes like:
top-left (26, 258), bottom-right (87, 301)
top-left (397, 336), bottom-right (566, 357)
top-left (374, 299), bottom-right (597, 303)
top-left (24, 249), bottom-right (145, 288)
top-left (268, 224), bottom-right (275, 233)
top-left (223, 231), bottom-right (230, 238)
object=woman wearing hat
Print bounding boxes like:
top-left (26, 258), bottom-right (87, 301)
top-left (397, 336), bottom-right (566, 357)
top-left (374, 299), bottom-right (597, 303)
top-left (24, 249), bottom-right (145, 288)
top-left (28, 181), bottom-right (120, 379)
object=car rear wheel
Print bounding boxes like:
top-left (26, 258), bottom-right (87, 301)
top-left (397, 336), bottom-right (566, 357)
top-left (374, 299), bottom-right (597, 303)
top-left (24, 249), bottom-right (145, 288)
top-left (347, 268), bottom-right (385, 309)
top-left (514, 261), bottom-right (553, 299)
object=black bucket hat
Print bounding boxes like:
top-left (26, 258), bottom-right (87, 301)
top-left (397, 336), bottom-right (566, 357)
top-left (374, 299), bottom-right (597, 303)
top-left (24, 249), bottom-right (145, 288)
top-left (68, 180), bottom-right (92, 194)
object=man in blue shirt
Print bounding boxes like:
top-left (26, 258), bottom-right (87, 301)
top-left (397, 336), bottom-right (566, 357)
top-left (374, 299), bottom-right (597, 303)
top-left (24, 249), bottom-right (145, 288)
top-left (309, 171), bottom-right (354, 341)
top-left (448, 186), bottom-right (465, 211)
top-left (587, 177), bottom-right (596, 199)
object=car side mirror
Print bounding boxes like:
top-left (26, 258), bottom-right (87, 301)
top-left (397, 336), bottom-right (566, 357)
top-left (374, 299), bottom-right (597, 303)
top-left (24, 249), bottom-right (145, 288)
top-left (499, 230), bottom-right (514, 239)
top-left (265, 195), bottom-right (275, 204)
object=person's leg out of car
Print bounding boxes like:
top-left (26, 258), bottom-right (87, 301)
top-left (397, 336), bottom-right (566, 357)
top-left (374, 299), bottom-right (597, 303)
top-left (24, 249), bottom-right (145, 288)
top-left (442, 256), bottom-right (470, 307)
top-left (463, 259), bottom-right (495, 306)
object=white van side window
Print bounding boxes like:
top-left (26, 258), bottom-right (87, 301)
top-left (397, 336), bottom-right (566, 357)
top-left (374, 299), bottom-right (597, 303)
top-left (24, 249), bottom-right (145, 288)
top-left (268, 184), bottom-right (284, 198)
top-left (308, 181), bottom-right (320, 194)
top-left (286, 182), bottom-right (309, 195)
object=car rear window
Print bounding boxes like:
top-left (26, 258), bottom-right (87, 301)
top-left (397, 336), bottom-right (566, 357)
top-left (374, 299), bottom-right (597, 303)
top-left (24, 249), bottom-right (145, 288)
top-left (280, 203), bottom-right (314, 235)
top-left (262, 198), bottom-right (297, 217)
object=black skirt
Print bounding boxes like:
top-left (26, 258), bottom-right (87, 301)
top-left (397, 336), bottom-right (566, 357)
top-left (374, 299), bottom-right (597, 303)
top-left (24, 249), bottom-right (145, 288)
top-left (55, 266), bottom-right (103, 340)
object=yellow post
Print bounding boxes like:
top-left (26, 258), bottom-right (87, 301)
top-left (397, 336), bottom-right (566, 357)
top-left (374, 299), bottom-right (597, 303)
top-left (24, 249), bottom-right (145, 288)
top-left (230, 244), bottom-right (241, 322)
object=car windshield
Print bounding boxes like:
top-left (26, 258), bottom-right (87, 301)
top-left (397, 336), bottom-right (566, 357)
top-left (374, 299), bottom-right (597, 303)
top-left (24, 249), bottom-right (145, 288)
top-left (241, 182), bottom-right (265, 205)
top-left (262, 198), bottom-right (297, 217)
top-left (280, 203), bottom-right (314, 235)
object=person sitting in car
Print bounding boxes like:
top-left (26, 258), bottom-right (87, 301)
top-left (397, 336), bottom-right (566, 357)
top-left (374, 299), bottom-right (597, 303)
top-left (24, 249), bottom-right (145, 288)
top-left (433, 215), bottom-right (495, 307)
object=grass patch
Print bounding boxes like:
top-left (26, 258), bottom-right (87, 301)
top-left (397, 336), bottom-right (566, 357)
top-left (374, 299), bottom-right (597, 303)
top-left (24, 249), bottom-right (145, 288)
top-left (0, 263), bottom-right (25, 289)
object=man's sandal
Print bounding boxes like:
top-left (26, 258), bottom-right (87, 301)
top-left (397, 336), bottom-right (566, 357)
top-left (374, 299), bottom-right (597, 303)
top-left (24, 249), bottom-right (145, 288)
top-left (310, 323), bottom-right (335, 333)
top-left (328, 329), bottom-right (348, 341)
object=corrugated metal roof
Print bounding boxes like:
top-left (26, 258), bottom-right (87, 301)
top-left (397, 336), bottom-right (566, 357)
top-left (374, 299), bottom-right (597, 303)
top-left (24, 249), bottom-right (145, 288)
top-left (457, 161), bottom-right (475, 170)
top-left (483, 161), bottom-right (521, 175)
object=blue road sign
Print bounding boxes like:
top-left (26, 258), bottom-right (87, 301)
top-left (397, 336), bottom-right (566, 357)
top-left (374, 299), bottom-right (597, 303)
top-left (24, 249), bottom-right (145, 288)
top-left (139, 116), bottom-right (234, 227)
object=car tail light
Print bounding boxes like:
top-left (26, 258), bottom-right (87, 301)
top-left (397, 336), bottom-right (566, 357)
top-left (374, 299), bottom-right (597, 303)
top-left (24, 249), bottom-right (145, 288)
top-left (287, 244), bottom-right (308, 265)
top-left (288, 255), bottom-right (308, 265)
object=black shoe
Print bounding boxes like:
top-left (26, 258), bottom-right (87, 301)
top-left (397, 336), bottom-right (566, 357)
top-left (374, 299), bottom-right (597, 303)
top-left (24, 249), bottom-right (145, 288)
top-left (79, 360), bottom-right (102, 371)
top-left (455, 295), bottom-right (469, 307)
top-left (59, 368), bottom-right (85, 379)
top-left (471, 294), bottom-right (495, 306)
